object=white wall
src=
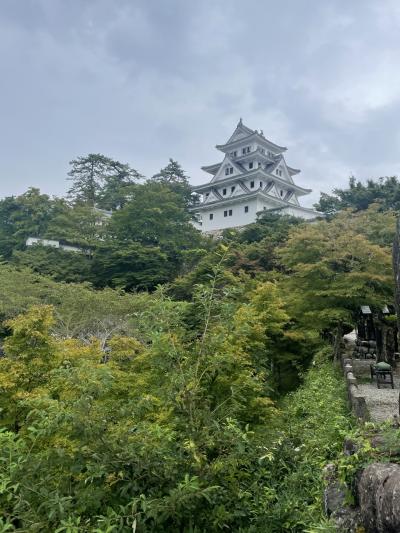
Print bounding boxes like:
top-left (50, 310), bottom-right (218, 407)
top-left (200, 198), bottom-right (259, 232)
top-left (26, 237), bottom-right (60, 248)
top-left (26, 237), bottom-right (85, 253)
top-left (280, 205), bottom-right (320, 220)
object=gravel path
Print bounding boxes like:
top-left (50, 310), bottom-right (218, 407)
top-left (344, 334), bottom-right (400, 423)
top-left (353, 359), bottom-right (400, 422)
top-left (357, 380), bottom-right (400, 422)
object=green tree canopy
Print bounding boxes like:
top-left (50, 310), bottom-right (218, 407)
top-left (109, 180), bottom-right (203, 262)
top-left (152, 158), bottom-right (197, 207)
top-left (315, 175), bottom-right (400, 215)
top-left (0, 188), bottom-right (64, 258)
top-left (278, 211), bottom-right (394, 350)
top-left (67, 153), bottom-right (140, 206)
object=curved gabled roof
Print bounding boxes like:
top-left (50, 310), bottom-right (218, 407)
top-left (287, 165), bottom-right (301, 176)
top-left (192, 167), bottom-right (311, 196)
top-left (225, 118), bottom-right (255, 143)
top-left (216, 131), bottom-right (287, 153)
top-left (201, 162), bottom-right (221, 175)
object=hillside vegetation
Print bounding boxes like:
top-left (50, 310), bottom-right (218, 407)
top-left (0, 165), bottom-right (397, 531)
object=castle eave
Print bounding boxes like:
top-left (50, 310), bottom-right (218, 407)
top-left (191, 191), bottom-right (294, 212)
top-left (193, 168), bottom-right (311, 196)
top-left (216, 132), bottom-right (287, 153)
top-left (287, 165), bottom-right (301, 176)
top-left (201, 163), bottom-right (221, 175)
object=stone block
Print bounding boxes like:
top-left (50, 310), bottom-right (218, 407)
top-left (349, 385), bottom-right (369, 420)
top-left (358, 463), bottom-right (400, 532)
top-left (344, 364), bottom-right (353, 375)
top-left (347, 372), bottom-right (357, 386)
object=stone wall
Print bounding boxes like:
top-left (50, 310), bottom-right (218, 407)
top-left (325, 344), bottom-right (400, 531)
top-left (341, 354), bottom-right (370, 421)
top-left (358, 463), bottom-right (400, 532)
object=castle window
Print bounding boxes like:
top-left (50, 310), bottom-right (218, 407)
top-left (225, 168), bottom-right (229, 175)
top-left (258, 162), bottom-right (261, 167)
top-left (250, 181), bottom-right (254, 188)
top-left (231, 151), bottom-right (237, 157)
top-left (280, 190), bottom-right (283, 197)
top-left (231, 186), bottom-right (235, 193)
top-left (260, 182), bottom-right (263, 188)
top-left (223, 188), bottom-right (227, 195)
top-left (249, 162), bottom-right (253, 169)
top-left (244, 206), bottom-right (249, 213)
top-left (229, 167), bottom-right (233, 175)
top-left (228, 209), bottom-right (232, 216)
top-left (224, 210), bottom-right (228, 217)
top-left (209, 213), bottom-right (213, 220)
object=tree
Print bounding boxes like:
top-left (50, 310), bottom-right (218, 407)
top-left (4, 304), bottom-right (55, 364)
top-left (97, 165), bottom-right (142, 211)
top-left (393, 217), bottom-right (400, 335)
top-left (278, 211), bottom-right (394, 356)
top-left (47, 203), bottom-right (108, 249)
top-left (0, 305), bottom-right (58, 429)
top-left (0, 188), bottom-right (63, 257)
top-left (67, 153), bottom-right (140, 206)
top-left (91, 242), bottom-right (171, 291)
top-left (12, 246), bottom-right (92, 283)
top-left (0, 195), bottom-right (22, 258)
top-left (315, 175), bottom-right (400, 215)
top-left (152, 158), bottom-right (197, 207)
top-left (228, 211), bottom-right (303, 245)
top-left (152, 158), bottom-right (188, 185)
top-left (109, 181), bottom-right (203, 275)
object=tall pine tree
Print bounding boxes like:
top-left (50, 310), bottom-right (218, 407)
top-left (67, 154), bottom-right (140, 207)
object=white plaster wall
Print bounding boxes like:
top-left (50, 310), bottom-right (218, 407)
top-left (197, 198), bottom-right (320, 232)
top-left (26, 237), bottom-right (60, 248)
top-left (26, 237), bottom-right (86, 253)
top-left (60, 244), bottom-right (82, 253)
top-left (256, 197), bottom-right (280, 212)
top-left (199, 198), bottom-right (259, 232)
top-left (280, 206), bottom-right (320, 220)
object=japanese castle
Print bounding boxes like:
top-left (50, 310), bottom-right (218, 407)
top-left (192, 119), bottom-right (320, 232)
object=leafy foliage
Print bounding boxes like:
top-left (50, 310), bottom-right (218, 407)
top-left (151, 158), bottom-right (197, 207)
top-left (278, 210), bottom-right (394, 334)
top-left (67, 153), bottom-right (140, 207)
top-left (315, 175), bottom-right (400, 215)
top-left (0, 169), bottom-right (395, 531)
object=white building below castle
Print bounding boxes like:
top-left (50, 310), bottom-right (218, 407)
top-left (191, 120), bottom-right (320, 232)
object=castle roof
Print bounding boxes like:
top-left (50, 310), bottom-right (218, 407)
top-left (191, 120), bottom-right (320, 230)
top-left (215, 119), bottom-right (287, 153)
top-left (193, 167), bottom-right (311, 196)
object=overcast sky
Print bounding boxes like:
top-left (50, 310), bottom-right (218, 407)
top-left (1, 0), bottom-right (400, 206)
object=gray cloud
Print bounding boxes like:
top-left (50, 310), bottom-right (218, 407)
top-left (0, 0), bottom-right (399, 206)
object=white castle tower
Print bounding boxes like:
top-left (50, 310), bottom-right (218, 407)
top-left (192, 119), bottom-right (319, 232)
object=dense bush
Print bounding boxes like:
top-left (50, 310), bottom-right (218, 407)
top-left (0, 202), bottom-right (394, 531)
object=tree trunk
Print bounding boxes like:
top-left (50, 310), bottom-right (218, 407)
top-left (333, 322), bottom-right (343, 360)
top-left (392, 217), bottom-right (400, 355)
